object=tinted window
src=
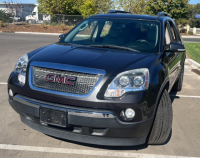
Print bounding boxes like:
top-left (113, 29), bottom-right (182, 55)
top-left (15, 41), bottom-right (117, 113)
top-left (100, 21), bottom-right (112, 37)
top-left (60, 18), bottom-right (160, 53)
top-left (164, 23), bottom-right (172, 52)
top-left (168, 21), bottom-right (180, 42)
top-left (73, 21), bottom-right (98, 41)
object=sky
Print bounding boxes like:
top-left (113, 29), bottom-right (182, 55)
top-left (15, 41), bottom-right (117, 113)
top-left (0, 0), bottom-right (199, 5)
top-left (190, 0), bottom-right (199, 4)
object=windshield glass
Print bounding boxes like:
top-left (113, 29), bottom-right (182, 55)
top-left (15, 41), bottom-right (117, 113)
top-left (60, 18), bottom-right (160, 53)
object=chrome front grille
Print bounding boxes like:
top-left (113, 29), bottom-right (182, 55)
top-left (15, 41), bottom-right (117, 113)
top-left (32, 66), bottom-right (102, 95)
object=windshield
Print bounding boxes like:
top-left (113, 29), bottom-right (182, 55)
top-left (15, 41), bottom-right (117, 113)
top-left (60, 18), bottom-right (160, 53)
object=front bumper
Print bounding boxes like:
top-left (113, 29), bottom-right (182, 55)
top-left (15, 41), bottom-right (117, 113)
top-left (9, 94), bottom-right (154, 146)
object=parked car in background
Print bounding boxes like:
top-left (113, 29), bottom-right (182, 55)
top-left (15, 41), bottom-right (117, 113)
top-left (10, 16), bottom-right (21, 22)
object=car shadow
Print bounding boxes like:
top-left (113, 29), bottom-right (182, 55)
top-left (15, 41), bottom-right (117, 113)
top-left (170, 91), bottom-right (179, 103)
top-left (47, 135), bottom-right (148, 150)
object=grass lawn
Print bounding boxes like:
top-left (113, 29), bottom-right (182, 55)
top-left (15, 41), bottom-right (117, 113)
top-left (184, 43), bottom-right (200, 64)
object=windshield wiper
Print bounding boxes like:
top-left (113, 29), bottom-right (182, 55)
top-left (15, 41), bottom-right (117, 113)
top-left (89, 45), bottom-right (140, 52)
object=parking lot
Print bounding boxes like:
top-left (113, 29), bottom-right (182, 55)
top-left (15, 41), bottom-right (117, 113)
top-left (0, 33), bottom-right (200, 158)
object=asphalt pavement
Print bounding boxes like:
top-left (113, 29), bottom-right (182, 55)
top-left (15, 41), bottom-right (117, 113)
top-left (0, 33), bottom-right (200, 158)
top-left (182, 36), bottom-right (200, 43)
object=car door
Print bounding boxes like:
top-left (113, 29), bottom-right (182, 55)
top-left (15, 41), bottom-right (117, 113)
top-left (167, 20), bottom-right (183, 85)
top-left (163, 21), bottom-right (178, 87)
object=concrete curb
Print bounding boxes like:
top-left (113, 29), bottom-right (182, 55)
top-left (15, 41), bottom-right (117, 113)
top-left (15, 32), bottom-right (61, 35)
top-left (186, 59), bottom-right (200, 69)
top-left (0, 31), bottom-right (61, 35)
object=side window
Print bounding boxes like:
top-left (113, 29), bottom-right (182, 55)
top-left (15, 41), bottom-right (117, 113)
top-left (168, 21), bottom-right (180, 42)
top-left (100, 21), bottom-right (112, 37)
top-left (165, 23), bottom-right (171, 47)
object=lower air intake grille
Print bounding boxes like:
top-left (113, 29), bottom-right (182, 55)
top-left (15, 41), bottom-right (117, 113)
top-left (32, 66), bottom-right (101, 95)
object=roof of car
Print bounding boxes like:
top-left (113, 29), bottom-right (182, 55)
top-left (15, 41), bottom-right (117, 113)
top-left (89, 13), bottom-right (172, 22)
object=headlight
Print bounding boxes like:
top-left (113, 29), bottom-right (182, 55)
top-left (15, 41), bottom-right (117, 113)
top-left (14, 54), bottom-right (28, 85)
top-left (104, 68), bottom-right (149, 98)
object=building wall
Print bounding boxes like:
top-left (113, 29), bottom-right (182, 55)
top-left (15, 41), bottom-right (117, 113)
top-left (0, 3), bottom-right (37, 18)
top-left (0, 4), bottom-right (8, 12)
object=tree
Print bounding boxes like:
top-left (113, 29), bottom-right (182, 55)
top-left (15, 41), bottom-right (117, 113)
top-left (37, 0), bottom-right (82, 15)
top-left (190, 3), bottom-right (200, 18)
top-left (115, 0), bottom-right (147, 14)
top-left (188, 4), bottom-right (195, 18)
top-left (146, 0), bottom-right (189, 25)
top-left (188, 3), bottom-right (200, 27)
top-left (79, 0), bottom-right (97, 18)
top-left (193, 3), bottom-right (200, 17)
top-left (0, 9), bottom-right (12, 23)
top-left (3, 0), bottom-right (22, 17)
top-left (79, 0), bottom-right (113, 18)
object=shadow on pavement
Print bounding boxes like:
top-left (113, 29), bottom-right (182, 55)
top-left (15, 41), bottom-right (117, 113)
top-left (47, 135), bottom-right (148, 150)
top-left (170, 91), bottom-right (179, 103)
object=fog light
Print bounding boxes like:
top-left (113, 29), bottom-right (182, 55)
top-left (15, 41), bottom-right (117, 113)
top-left (120, 108), bottom-right (135, 121)
top-left (125, 108), bottom-right (135, 119)
top-left (8, 89), bottom-right (13, 97)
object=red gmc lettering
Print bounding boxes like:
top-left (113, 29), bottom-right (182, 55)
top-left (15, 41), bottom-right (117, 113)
top-left (46, 74), bottom-right (76, 85)
top-left (46, 74), bottom-right (55, 82)
top-left (55, 76), bottom-right (65, 83)
top-left (65, 77), bottom-right (76, 85)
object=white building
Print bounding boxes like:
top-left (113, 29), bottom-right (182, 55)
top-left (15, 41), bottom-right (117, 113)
top-left (0, 3), bottom-right (38, 19)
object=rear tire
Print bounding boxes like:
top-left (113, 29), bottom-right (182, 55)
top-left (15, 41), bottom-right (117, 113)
top-left (172, 67), bottom-right (184, 92)
top-left (148, 90), bottom-right (172, 145)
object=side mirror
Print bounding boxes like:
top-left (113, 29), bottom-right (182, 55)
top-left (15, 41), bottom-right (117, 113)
top-left (165, 42), bottom-right (186, 53)
top-left (59, 34), bottom-right (66, 40)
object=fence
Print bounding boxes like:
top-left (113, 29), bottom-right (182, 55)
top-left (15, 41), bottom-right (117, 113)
top-left (189, 28), bottom-right (200, 34)
top-left (179, 27), bottom-right (200, 34)
top-left (25, 14), bottom-right (84, 26)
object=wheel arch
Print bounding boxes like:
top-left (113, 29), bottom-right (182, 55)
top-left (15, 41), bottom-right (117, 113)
top-left (153, 77), bottom-right (170, 116)
top-left (146, 78), bottom-right (170, 143)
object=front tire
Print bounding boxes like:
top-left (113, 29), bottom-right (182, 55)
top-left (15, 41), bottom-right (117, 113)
top-left (148, 90), bottom-right (173, 145)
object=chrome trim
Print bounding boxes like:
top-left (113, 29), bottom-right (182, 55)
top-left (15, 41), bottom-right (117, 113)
top-left (14, 94), bottom-right (115, 119)
top-left (68, 111), bottom-right (115, 118)
top-left (28, 62), bottom-right (106, 97)
top-left (30, 61), bottom-right (106, 75)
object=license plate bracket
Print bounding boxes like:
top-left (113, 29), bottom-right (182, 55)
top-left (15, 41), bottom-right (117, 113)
top-left (40, 108), bottom-right (67, 127)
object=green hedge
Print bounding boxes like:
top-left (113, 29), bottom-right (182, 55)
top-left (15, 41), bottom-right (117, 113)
top-left (185, 43), bottom-right (200, 64)
top-left (0, 10), bottom-right (12, 23)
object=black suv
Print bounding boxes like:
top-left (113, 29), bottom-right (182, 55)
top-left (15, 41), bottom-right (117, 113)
top-left (8, 11), bottom-right (186, 146)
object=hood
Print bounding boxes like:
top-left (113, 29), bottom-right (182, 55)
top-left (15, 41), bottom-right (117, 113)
top-left (28, 43), bottom-right (158, 76)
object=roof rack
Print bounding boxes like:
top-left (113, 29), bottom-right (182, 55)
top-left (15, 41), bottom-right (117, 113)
top-left (108, 10), bottom-right (131, 14)
top-left (157, 12), bottom-right (170, 17)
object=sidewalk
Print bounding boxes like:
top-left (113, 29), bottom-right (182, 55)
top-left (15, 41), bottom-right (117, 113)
top-left (0, 31), bottom-right (62, 35)
top-left (15, 32), bottom-right (60, 35)
top-left (182, 35), bottom-right (200, 38)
